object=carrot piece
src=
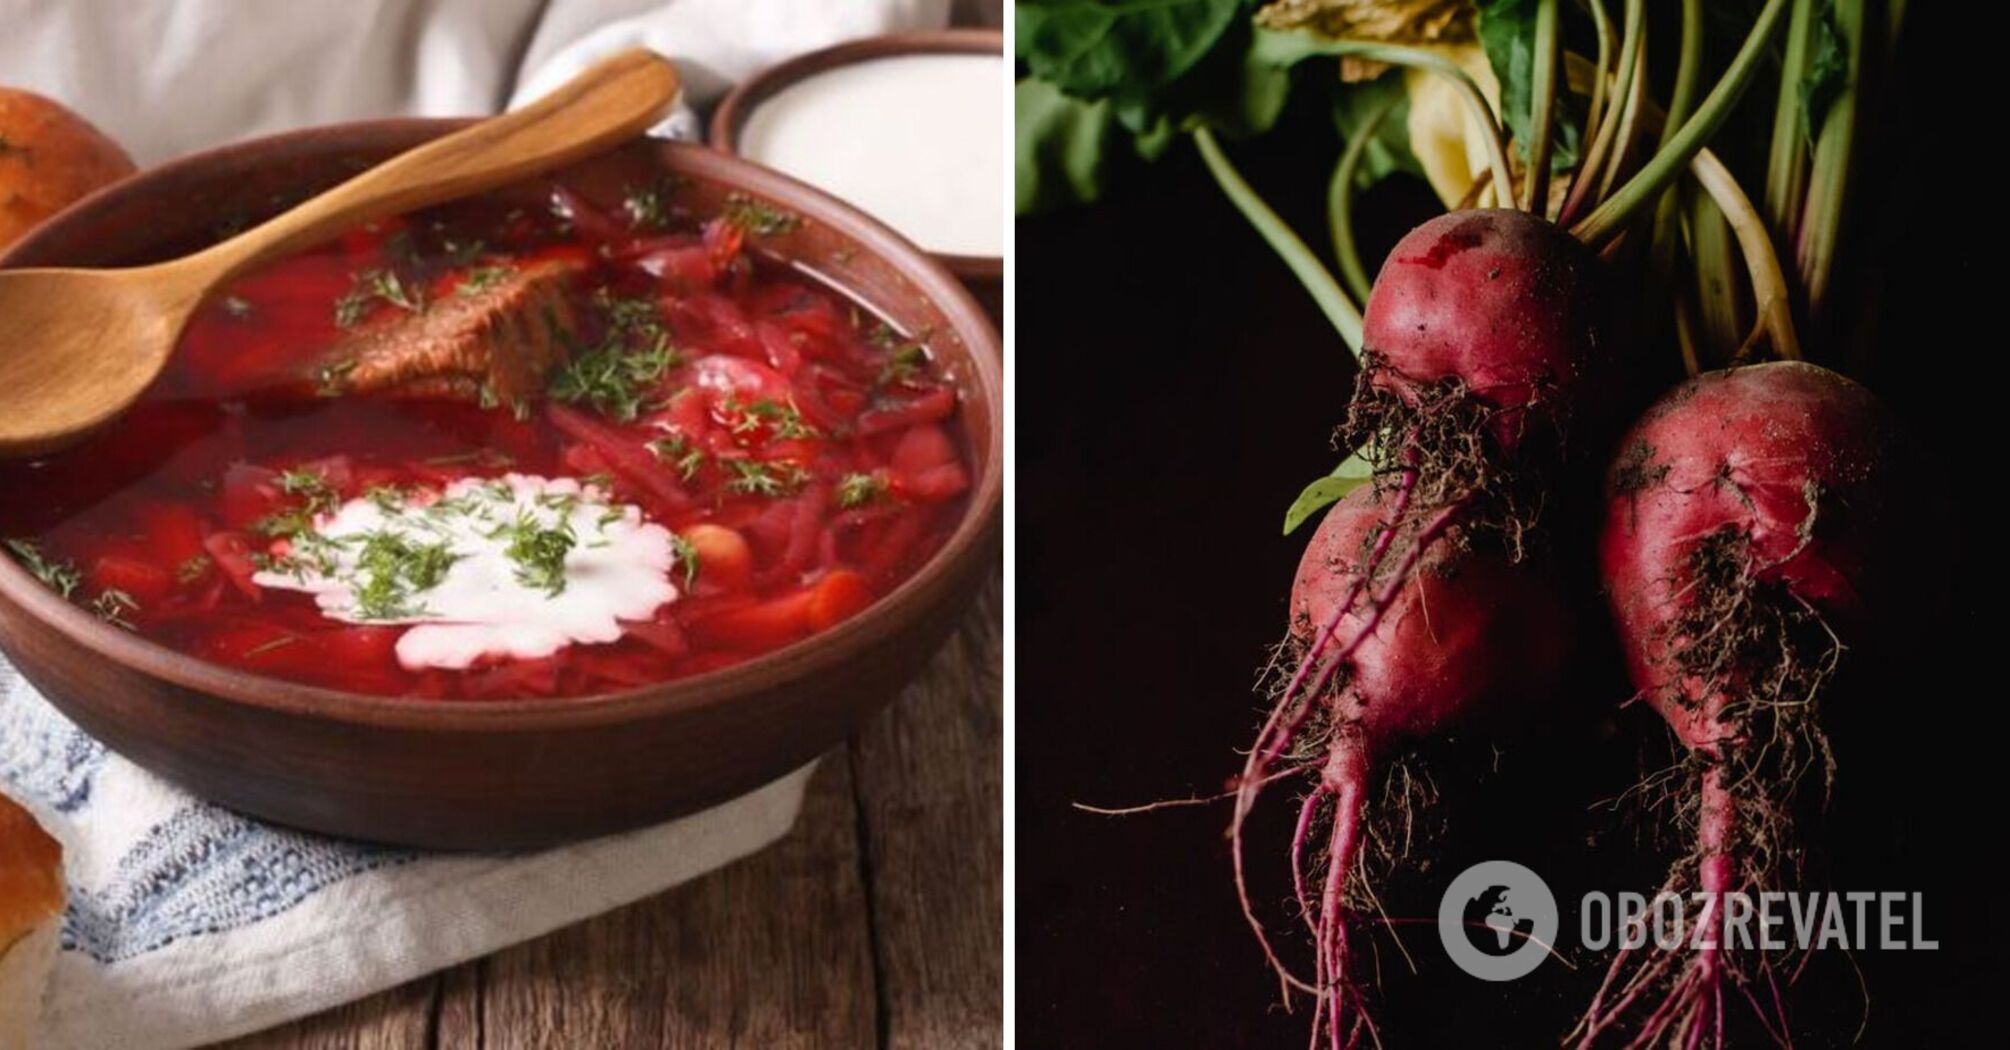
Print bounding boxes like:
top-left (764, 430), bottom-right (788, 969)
top-left (686, 590), bottom-right (815, 651)
top-left (807, 570), bottom-right (874, 631)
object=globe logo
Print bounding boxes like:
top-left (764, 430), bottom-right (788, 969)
top-left (1437, 860), bottom-right (1559, 981)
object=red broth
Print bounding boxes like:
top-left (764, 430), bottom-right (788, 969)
top-left (0, 184), bottom-right (970, 700)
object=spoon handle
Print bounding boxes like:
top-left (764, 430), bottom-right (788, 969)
top-left (177, 50), bottom-right (680, 284)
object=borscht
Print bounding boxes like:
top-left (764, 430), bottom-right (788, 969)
top-left (0, 177), bottom-right (972, 700)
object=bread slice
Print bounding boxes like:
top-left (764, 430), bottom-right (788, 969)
top-left (0, 794), bottom-right (61, 1050)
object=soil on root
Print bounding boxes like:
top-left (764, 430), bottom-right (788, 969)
top-left (1339, 354), bottom-right (1558, 562)
top-left (1578, 525), bottom-right (1850, 1048)
top-left (1669, 524), bottom-right (1843, 841)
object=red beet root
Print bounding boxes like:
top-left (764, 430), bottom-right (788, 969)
top-left (1583, 361), bottom-right (1908, 1048)
top-left (1237, 484), bottom-right (1572, 1049)
top-left (1356, 208), bottom-right (1609, 456)
top-left (1238, 206), bottom-right (1608, 1048)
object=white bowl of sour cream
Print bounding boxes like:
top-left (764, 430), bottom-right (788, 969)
top-left (712, 30), bottom-right (1003, 314)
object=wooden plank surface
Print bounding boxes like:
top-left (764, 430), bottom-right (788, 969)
top-left (221, 565), bottom-right (1001, 1050)
top-left (453, 756), bottom-right (878, 1049)
top-left (851, 578), bottom-right (1003, 1050)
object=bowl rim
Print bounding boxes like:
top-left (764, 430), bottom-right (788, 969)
top-left (0, 117), bottom-right (1004, 732)
top-left (708, 28), bottom-right (1005, 281)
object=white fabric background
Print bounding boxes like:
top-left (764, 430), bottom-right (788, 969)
top-left (0, 0), bottom-right (957, 164)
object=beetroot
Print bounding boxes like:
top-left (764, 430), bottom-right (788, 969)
top-left (1352, 209), bottom-right (1608, 464)
top-left (1582, 362), bottom-right (1908, 1047)
top-left (1292, 490), bottom-right (1572, 741)
top-left (1239, 207), bottom-right (1608, 1046)
top-left (1238, 484), bottom-right (1571, 1047)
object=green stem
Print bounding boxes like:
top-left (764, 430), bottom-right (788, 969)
top-left (1328, 97), bottom-right (1399, 304)
top-left (1689, 180), bottom-right (1745, 359)
top-left (1797, 0), bottom-right (1864, 321)
top-left (1558, 0), bottom-right (1643, 226)
top-left (1572, 0), bottom-right (1793, 246)
top-left (1522, 0), bottom-right (1563, 212)
top-left (1647, 0), bottom-right (1702, 348)
top-left (1580, 0), bottom-right (1616, 150)
top-left (1694, 148), bottom-right (1803, 360)
top-left (1673, 283), bottom-right (1705, 377)
top-left (1661, 0), bottom-right (1705, 148)
top-left (1593, 17), bottom-right (1649, 204)
top-left (1193, 128), bottom-right (1363, 355)
top-left (1764, 0), bottom-right (1817, 232)
top-left (1649, 179), bottom-right (1688, 343)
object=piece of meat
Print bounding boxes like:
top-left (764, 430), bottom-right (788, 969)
top-left (313, 258), bottom-right (583, 409)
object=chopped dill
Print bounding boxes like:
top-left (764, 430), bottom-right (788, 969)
top-left (877, 343), bottom-right (927, 387)
top-left (254, 468), bottom-right (337, 538)
top-left (280, 467), bottom-right (336, 503)
top-left (668, 533), bottom-right (700, 589)
top-left (722, 458), bottom-right (810, 498)
top-left (548, 333), bottom-right (681, 421)
top-left (836, 472), bottom-right (888, 509)
top-left (457, 264), bottom-right (515, 296)
top-left (491, 512), bottom-right (576, 597)
top-left (722, 193), bottom-right (801, 236)
top-left (350, 529), bottom-right (460, 620)
top-left (176, 555), bottom-right (213, 584)
top-left (89, 589), bottom-right (140, 630)
top-left (365, 486), bottom-right (408, 513)
top-left (724, 398), bottom-right (819, 440)
top-left (621, 176), bottom-right (684, 230)
top-left (595, 290), bottom-right (665, 336)
top-left (4, 540), bottom-right (82, 599)
top-left (334, 267), bottom-right (426, 328)
top-left (646, 433), bottom-right (708, 480)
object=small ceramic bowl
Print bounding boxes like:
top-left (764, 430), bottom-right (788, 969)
top-left (0, 120), bottom-right (1003, 849)
top-left (710, 29), bottom-right (1004, 321)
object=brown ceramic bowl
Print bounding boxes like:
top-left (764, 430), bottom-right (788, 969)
top-left (0, 120), bottom-right (1002, 849)
top-left (710, 29), bottom-right (1003, 321)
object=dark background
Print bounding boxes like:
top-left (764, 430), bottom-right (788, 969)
top-left (1017, 5), bottom-right (2003, 1046)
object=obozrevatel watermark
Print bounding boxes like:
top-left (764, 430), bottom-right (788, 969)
top-left (1580, 889), bottom-right (1939, 952)
top-left (1437, 861), bottom-right (1937, 980)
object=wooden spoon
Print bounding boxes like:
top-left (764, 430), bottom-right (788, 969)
top-left (0, 49), bottom-right (680, 457)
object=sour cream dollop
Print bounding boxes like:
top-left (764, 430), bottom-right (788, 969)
top-left (252, 474), bottom-right (679, 671)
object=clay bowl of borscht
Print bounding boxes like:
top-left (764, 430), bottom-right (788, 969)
top-left (0, 120), bottom-right (1002, 849)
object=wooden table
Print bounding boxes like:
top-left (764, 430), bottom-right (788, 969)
top-left (218, 569), bottom-right (1001, 1049)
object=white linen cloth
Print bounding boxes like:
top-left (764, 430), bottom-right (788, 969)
top-left (0, 0), bottom-right (952, 164)
top-left (0, 2), bottom-right (952, 1046)
top-left (0, 655), bottom-right (818, 1050)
